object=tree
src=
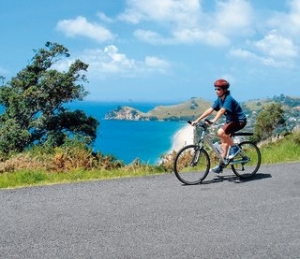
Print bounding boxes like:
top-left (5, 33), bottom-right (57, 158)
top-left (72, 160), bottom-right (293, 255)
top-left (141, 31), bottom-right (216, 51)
top-left (0, 42), bottom-right (99, 153)
top-left (254, 103), bottom-right (285, 141)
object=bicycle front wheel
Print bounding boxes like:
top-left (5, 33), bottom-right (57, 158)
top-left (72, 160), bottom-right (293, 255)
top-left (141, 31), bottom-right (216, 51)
top-left (231, 141), bottom-right (261, 179)
top-left (174, 145), bottom-right (210, 185)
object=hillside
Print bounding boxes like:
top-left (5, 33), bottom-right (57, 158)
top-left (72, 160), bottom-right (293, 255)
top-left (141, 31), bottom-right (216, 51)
top-left (242, 95), bottom-right (300, 112)
top-left (105, 95), bottom-right (300, 124)
top-left (105, 98), bottom-right (211, 121)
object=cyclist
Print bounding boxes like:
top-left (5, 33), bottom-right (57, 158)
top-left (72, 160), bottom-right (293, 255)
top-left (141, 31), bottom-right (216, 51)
top-left (192, 79), bottom-right (247, 173)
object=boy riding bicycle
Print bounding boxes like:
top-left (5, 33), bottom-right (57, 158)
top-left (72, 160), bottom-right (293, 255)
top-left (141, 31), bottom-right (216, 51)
top-left (192, 79), bottom-right (247, 173)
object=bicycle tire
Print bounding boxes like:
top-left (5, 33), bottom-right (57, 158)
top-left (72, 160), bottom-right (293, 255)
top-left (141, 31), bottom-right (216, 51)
top-left (174, 145), bottom-right (210, 185)
top-left (231, 141), bottom-right (261, 179)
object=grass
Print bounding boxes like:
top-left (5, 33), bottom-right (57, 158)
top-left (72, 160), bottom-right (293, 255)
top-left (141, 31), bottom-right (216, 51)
top-left (260, 133), bottom-right (300, 164)
top-left (0, 131), bottom-right (299, 189)
top-left (0, 164), bottom-right (166, 189)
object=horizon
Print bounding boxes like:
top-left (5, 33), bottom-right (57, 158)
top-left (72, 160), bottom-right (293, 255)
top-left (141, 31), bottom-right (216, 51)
top-left (1, 0), bottom-right (300, 103)
top-left (73, 93), bottom-right (300, 106)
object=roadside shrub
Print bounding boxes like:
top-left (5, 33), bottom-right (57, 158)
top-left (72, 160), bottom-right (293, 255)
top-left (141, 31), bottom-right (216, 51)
top-left (292, 130), bottom-right (300, 144)
top-left (0, 144), bottom-right (125, 174)
top-left (160, 151), bottom-right (177, 172)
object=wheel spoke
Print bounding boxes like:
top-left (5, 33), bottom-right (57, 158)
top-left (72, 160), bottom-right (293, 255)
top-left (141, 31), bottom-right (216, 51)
top-left (174, 145), bottom-right (210, 184)
top-left (231, 141), bottom-right (261, 179)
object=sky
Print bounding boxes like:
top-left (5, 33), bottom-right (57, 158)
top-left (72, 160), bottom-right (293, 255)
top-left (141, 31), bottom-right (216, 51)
top-left (0, 0), bottom-right (300, 103)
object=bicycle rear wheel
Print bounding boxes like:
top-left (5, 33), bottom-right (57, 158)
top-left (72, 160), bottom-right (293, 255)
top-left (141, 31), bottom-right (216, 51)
top-left (174, 145), bottom-right (210, 185)
top-left (231, 141), bottom-right (261, 179)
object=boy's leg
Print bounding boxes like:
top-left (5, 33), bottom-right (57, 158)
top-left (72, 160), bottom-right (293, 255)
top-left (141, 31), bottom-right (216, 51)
top-left (217, 127), bottom-right (234, 158)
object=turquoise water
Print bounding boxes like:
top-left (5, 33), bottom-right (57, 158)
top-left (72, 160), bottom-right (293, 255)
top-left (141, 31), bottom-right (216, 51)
top-left (66, 101), bottom-right (185, 164)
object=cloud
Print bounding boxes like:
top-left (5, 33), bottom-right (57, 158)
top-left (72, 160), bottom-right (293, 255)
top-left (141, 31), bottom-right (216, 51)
top-left (288, 0), bottom-right (300, 33)
top-left (133, 30), bottom-right (170, 45)
top-left (267, 0), bottom-right (300, 37)
top-left (254, 32), bottom-right (298, 59)
top-left (213, 0), bottom-right (254, 36)
top-left (118, 0), bottom-right (201, 25)
top-left (144, 56), bottom-right (170, 73)
top-left (228, 0), bottom-right (300, 68)
top-left (55, 45), bottom-right (171, 78)
top-left (55, 0), bottom-right (300, 70)
top-left (229, 48), bottom-right (286, 68)
top-left (97, 12), bottom-right (114, 23)
top-left (118, 0), bottom-right (204, 44)
top-left (229, 34), bottom-right (297, 68)
top-left (55, 0), bottom-right (254, 47)
top-left (229, 48), bottom-right (255, 60)
top-left (56, 16), bottom-right (114, 43)
top-left (118, 0), bottom-right (254, 46)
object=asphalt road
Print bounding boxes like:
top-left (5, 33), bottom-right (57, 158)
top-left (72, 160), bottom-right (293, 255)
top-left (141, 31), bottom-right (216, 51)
top-left (0, 162), bottom-right (300, 259)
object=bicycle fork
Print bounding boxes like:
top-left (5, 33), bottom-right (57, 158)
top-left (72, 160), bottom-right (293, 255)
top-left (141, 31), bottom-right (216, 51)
top-left (191, 147), bottom-right (201, 166)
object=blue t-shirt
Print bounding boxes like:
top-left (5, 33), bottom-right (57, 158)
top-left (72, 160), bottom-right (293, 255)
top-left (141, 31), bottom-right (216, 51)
top-left (212, 94), bottom-right (246, 123)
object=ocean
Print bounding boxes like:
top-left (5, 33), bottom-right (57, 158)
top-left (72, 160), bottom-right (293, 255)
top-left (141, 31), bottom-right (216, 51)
top-left (66, 101), bottom-right (187, 165)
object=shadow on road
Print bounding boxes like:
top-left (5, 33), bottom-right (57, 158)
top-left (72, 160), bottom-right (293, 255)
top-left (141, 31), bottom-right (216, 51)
top-left (200, 172), bottom-right (272, 185)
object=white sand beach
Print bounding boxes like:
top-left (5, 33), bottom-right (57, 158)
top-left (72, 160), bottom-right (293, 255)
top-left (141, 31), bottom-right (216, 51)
top-left (169, 124), bottom-right (194, 152)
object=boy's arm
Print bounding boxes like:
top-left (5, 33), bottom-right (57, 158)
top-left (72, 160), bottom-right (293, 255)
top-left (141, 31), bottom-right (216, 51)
top-left (210, 108), bottom-right (226, 124)
top-left (192, 107), bottom-right (214, 125)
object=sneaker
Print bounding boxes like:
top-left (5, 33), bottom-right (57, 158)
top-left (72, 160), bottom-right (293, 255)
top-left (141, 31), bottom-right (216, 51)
top-left (211, 165), bottom-right (223, 174)
top-left (228, 145), bottom-right (241, 159)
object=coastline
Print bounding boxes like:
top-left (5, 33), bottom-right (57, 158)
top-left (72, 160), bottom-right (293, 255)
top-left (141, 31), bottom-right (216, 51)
top-left (169, 124), bottom-right (194, 152)
top-left (67, 101), bottom-right (197, 164)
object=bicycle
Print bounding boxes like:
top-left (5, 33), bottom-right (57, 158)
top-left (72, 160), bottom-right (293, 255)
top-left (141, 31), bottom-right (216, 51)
top-left (173, 120), bottom-right (261, 185)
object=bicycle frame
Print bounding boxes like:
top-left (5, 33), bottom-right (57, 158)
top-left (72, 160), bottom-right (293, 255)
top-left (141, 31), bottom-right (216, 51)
top-left (195, 125), bottom-right (248, 165)
top-left (196, 126), bottom-right (226, 163)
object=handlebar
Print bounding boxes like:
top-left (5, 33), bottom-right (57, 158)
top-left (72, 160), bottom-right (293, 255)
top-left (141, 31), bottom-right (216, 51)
top-left (187, 120), bottom-right (210, 130)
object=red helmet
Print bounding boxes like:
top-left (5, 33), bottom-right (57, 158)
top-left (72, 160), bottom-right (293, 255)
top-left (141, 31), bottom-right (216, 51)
top-left (214, 79), bottom-right (230, 89)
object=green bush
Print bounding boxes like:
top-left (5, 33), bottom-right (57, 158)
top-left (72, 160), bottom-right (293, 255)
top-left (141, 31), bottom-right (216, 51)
top-left (292, 130), bottom-right (300, 144)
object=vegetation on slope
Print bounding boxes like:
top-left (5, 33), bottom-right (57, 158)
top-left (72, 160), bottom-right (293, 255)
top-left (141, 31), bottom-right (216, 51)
top-left (146, 98), bottom-right (211, 120)
top-left (105, 98), bottom-right (212, 121)
top-left (0, 130), bottom-right (299, 189)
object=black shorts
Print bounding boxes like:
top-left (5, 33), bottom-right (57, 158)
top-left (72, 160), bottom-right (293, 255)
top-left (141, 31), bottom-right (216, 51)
top-left (222, 120), bottom-right (247, 135)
